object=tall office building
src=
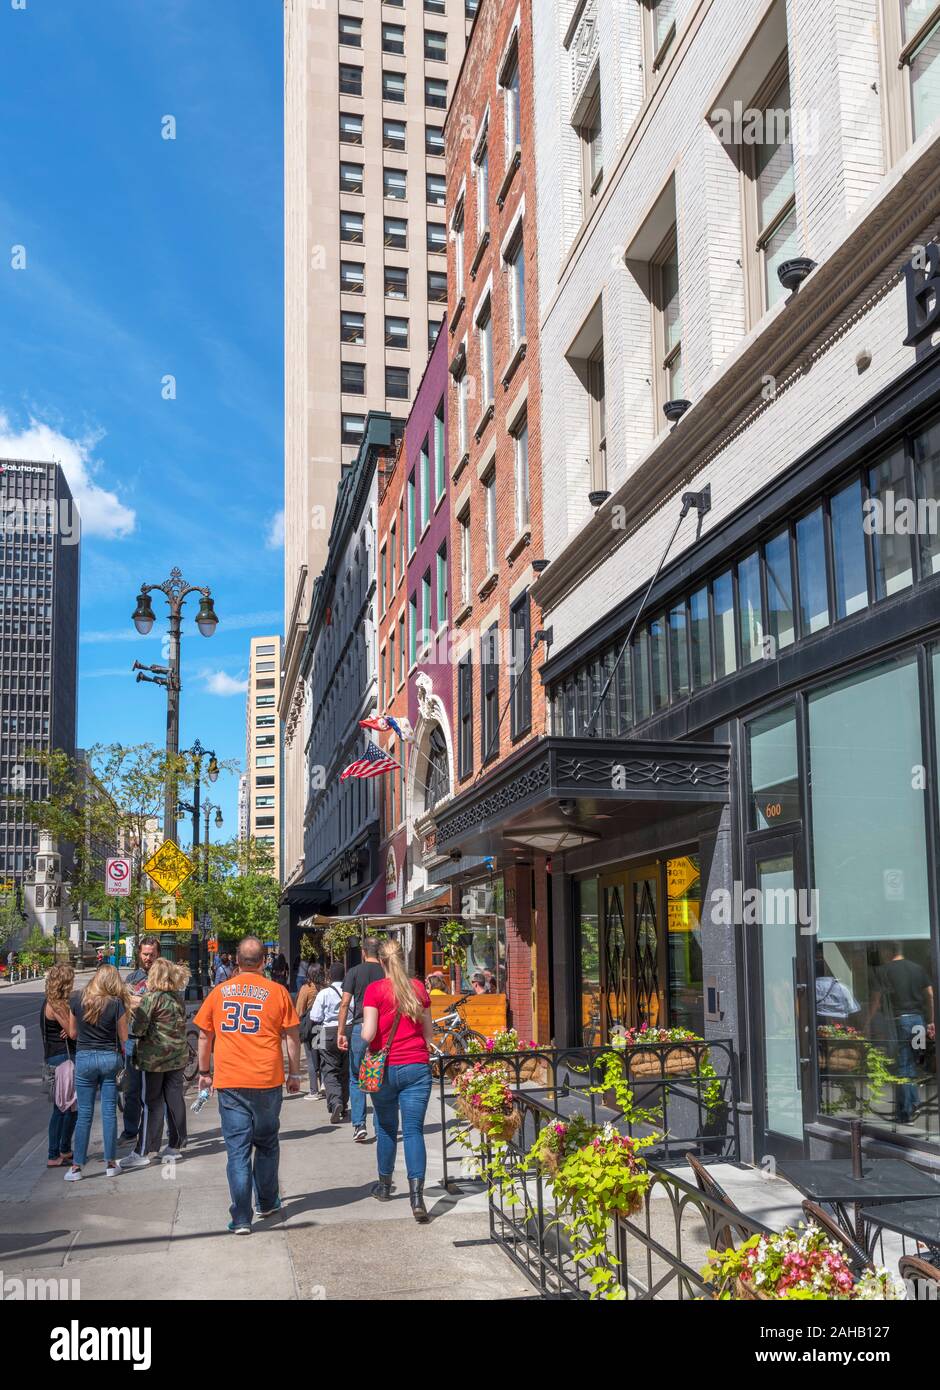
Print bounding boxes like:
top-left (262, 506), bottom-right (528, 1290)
top-left (0, 459), bottom-right (79, 895)
top-left (281, 0), bottom-right (477, 887)
top-left (245, 636), bottom-right (282, 877)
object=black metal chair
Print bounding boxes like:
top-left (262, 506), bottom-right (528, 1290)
top-left (801, 1199), bottom-right (872, 1274)
top-left (686, 1154), bottom-right (747, 1253)
top-left (899, 1254), bottom-right (940, 1300)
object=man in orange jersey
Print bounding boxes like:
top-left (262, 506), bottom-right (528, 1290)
top-left (195, 935), bottom-right (301, 1233)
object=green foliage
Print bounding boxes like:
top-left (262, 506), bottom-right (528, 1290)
top-left (438, 918), bottom-right (468, 970)
top-left (0, 890), bottom-right (23, 950)
top-left (299, 933), bottom-right (319, 962)
top-left (14, 926), bottom-right (55, 969)
top-left (178, 837), bottom-right (281, 944)
top-left (321, 919), bottom-right (359, 959)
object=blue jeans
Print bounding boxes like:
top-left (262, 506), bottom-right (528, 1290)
top-left (894, 1012), bottom-right (925, 1123)
top-left (46, 1053), bottom-right (77, 1160)
top-left (217, 1087), bottom-right (283, 1227)
top-left (372, 1063), bottom-right (433, 1181)
top-left (349, 1023), bottom-right (369, 1129)
top-left (72, 1050), bottom-right (121, 1167)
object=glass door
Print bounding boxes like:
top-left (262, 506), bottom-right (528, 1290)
top-left (747, 833), bottom-right (814, 1159)
top-left (600, 864), bottom-right (664, 1040)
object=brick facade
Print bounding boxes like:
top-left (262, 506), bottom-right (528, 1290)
top-left (444, 0), bottom-right (548, 1039)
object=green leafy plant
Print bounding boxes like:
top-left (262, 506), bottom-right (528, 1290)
top-left (299, 934), bottom-right (319, 962)
top-left (321, 920), bottom-right (359, 960)
top-left (817, 1025), bottom-right (903, 1117)
top-left (452, 1060), bottom-right (523, 1195)
top-left (438, 918), bottom-right (469, 970)
top-left (466, 1027), bottom-right (538, 1056)
top-left (610, 1024), bottom-right (724, 1117)
top-left (702, 1225), bottom-right (905, 1301)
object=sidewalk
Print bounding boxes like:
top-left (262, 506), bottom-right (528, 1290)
top-left (0, 1087), bottom-right (534, 1301)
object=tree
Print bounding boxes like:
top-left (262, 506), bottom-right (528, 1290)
top-left (23, 743), bottom-right (196, 933)
top-left (178, 836), bottom-right (281, 945)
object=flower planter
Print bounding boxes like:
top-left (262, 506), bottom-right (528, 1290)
top-left (735, 1276), bottom-right (772, 1301)
top-left (628, 1047), bottom-right (698, 1079)
top-left (818, 1040), bottom-right (866, 1074)
top-left (455, 1095), bottom-right (521, 1142)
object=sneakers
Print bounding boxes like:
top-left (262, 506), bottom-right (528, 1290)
top-left (64, 1167), bottom-right (83, 1182)
top-left (105, 1164), bottom-right (120, 1178)
top-left (353, 1126), bottom-right (368, 1144)
top-left (227, 1222), bottom-right (251, 1234)
top-left (256, 1196), bottom-right (282, 1218)
top-left (330, 1104), bottom-right (345, 1124)
top-left (118, 1152), bottom-right (150, 1172)
top-left (159, 1147), bottom-right (183, 1160)
top-left (302, 1092), bottom-right (317, 1102)
top-left (118, 1132), bottom-right (137, 1147)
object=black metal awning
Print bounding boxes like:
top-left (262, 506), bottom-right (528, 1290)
top-left (433, 735), bottom-right (730, 860)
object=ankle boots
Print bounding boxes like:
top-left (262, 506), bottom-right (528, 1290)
top-left (409, 1177), bottom-right (429, 1224)
top-left (372, 1175), bottom-right (393, 1202)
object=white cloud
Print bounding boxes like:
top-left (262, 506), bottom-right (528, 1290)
top-left (0, 412), bottom-right (136, 539)
top-left (265, 509), bottom-right (284, 549)
top-left (202, 670), bottom-right (249, 697)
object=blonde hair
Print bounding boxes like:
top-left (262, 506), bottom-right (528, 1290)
top-left (378, 939), bottom-right (423, 1022)
top-left (46, 963), bottom-right (75, 1013)
top-left (146, 958), bottom-right (189, 994)
top-left (80, 965), bottom-right (133, 1025)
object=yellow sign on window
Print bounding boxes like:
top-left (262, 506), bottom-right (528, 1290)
top-left (666, 855), bottom-right (700, 900)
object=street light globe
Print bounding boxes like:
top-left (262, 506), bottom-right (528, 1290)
top-left (207, 756), bottom-right (219, 783)
top-left (131, 591), bottom-right (155, 636)
top-left (214, 809), bottom-right (223, 828)
top-left (196, 595), bottom-right (219, 638)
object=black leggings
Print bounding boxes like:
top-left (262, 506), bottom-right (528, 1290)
top-left (136, 1068), bottom-right (187, 1155)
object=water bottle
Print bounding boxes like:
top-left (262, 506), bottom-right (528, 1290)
top-left (191, 1087), bottom-right (212, 1114)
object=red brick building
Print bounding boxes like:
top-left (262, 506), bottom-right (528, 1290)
top-left (434, 0), bottom-right (551, 1041)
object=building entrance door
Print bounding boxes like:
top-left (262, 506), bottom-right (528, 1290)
top-left (600, 863), bottom-right (663, 1041)
top-left (747, 833), bottom-right (814, 1160)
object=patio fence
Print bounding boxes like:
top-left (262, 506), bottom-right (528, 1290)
top-left (432, 1039), bottom-right (755, 1299)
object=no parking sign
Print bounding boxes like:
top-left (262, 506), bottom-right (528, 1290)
top-left (105, 857), bottom-right (132, 897)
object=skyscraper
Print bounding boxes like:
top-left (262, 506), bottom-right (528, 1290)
top-left (281, 0), bottom-right (477, 886)
top-left (245, 635), bottom-right (282, 877)
top-left (0, 459), bottom-right (79, 895)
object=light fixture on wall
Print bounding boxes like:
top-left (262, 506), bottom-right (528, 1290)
top-left (507, 826), bottom-right (600, 854)
top-left (588, 490), bottom-right (611, 507)
top-left (777, 257), bottom-right (816, 293)
top-left (531, 559), bottom-right (550, 574)
top-left (663, 398), bottom-right (691, 424)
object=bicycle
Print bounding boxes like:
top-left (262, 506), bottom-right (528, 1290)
top-left (429, 992), bottom-right (486, 1064)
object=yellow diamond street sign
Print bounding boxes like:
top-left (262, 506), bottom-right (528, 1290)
top-left (143, 840), bottom-right (195, 895)
top-left (145, 896), bottom-right (194, 934)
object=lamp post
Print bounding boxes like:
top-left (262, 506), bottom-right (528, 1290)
top-left (176, 743), bottom-right (219, 999)
top-left (200, 801), bottom-right (223, 990)
top-left (131, 567), bottom-right (220, 842)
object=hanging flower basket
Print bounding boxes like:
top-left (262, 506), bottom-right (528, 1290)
top-left (703, 1226), bottom-right (906, 1300)
top-left (453, 1061), bottom-right (520, 1141)
top-left (611, 1025), bottom-right (702, 1078)
top-left (454, 1095), bottom-right (522, 1141)
top-left (628, 1046), bottom-right (698, 1078)
top-left (466, 1028), bottom-right (544, 1082)
top-left (551, 1125), bottom-right (651, 1222)
top-left (818, 1027), bottom-right (867, 1075)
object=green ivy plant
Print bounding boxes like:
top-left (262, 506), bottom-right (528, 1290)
top-left (817, 1025), bottom-right (904, 1117)
top-left (438, 918), bottom-right (469, 971)
top-left (321, 920), bottom-right (360, 959)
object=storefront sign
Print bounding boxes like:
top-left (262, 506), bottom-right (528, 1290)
top-left (666, 856), bottom-right (700, 899)
top-left (903, 242), bottom-right (940, 346)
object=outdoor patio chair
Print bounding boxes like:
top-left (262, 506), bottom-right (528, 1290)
top-left (898, 1254), bottom-right (940, 1300)
top-left (800, 1200), bottom-right (872, 1274)
top-left (686, 1154), bottom-right (747, 1253)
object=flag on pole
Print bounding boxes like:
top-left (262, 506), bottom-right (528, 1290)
top-left (341, 741), bottom-right (400, 781)
top-left (359, 714), bottom-right (414, 741)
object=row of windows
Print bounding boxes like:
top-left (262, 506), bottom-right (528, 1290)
top-left (340, 261), bottom-right (448, 302)
top-left (339, 62), bottom-right (448, 109)
top-left (339, 163), bottom-right (446, 206)
top-left (339, 13), bottom-right (450, 62)
top-left (455, 418), bottom-right (529, 609)
top-left (378, 543), bottom-right (449, 708)
top-left (340, 210), bottom-right (446, 255)
top-left (341, 311), bottom-right (443, 352)
top-left (340, 112), bottom-right (444, 157)
top-left (549, 414), bottom-right (940, 737)
top-left (342, 362), bottom-right (411, 400)
top-left (456, 595), bottom-right (532, 780)
top-left (378, 398), bottom-right (447, 615)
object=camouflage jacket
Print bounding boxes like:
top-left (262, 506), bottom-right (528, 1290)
top-left (129, 990), bottom-right (188, 1072)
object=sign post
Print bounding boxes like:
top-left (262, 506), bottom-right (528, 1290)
top-left (105, 857), bottom-right (132, 968)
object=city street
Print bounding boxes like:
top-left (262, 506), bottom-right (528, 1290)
top-left (0, 977), bottom-right (531, 1301)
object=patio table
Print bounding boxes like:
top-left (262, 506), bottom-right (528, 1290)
top-left (777, 1158), bottom-right (939, 1247)
top-left (858, 1196), bottom-right (940, 1265)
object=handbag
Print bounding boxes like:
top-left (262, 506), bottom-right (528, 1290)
top-left (358, 1010), bottom-right (403, 1094)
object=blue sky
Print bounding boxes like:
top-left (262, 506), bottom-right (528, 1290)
top-left (0, 0), bottom-right (284, 844)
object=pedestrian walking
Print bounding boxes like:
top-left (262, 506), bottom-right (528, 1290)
top-left (292, 956), bottom-right (305, 995)
top-left (310, 962), bottom-right (348, 1124)
top-left (121, 935), bottom-right (160, 1146)
top-left (194, 935), bottom-right (301, 1233)
top-left (361, 940), bottom-right (434, 1223)
top-left (337, 938), bottom-right (384, 1143)
top-left (64, 965), bottom-right (132, 1181)
top-left (295, 963), bottom-right (325, 1100)
top-left (271, 953), bottom-right (289, 987)
top-left (41, 963), bottom-right (77, 1167)
top-left (214, 952), bottom-right (234, 986)
top-left (119, 959), bottom-right (190, 1170)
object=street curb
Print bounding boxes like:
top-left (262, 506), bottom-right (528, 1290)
top-left (0, 966), bottom-right (97, 990)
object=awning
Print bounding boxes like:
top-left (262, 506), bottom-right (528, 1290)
top-left (354, 876), bottom-right (387, 915)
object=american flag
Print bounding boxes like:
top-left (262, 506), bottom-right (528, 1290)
top-left (341, 741), bottom-right (400, 781)
top-left (360, 713), bottom-right (412, 741)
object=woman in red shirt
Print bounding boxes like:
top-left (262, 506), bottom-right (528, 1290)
top-left (361, 939), bottom-right (434, 1222)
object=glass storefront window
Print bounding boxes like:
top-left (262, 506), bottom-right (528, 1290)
top-left (809, 657), bottom-right (935, 1144)
top-left (669, 602), bottom-right (689, 698)
top-left (634, 628), bottom-right (651, 722)
top-left (748, 703), bottom-right (800, 829)
top-left (650, 616), bottom-right (668, 711)
top-left (830, 479), bottom-right (868, 618)
top-left (459, 876), bottom-right (506, 992)
top-left (913, 419), bottom-right (940, 578)
top-left (796, 506), bottom-right (829, 634)
top-left (737, 550), bottom-right (763, 666)
top-left (690, 586), bottom-right (712, 688)
top-left (713, 569), bottom-right (737, 678)
top-left (764, 529), bottom-right (795, 652)
top-left (577, 878), bottom-right (601, 1046)
top-left (666, 854), bottom-right (703, 1035)
top-left (870, 448), bottom-right (913, 599)
top-left (617, 647), bottom-right (633, 733)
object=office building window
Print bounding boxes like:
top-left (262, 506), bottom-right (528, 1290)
top-left (341, 414), bottom-right (365, 445)
top-left (426, 172), bottom-right (446, 206)
top-left (382, 23), bottom-right (405, 55)
top-left (652, 230), bottom-right (683, 407)
top-left (340, 261), bottom-right (364, 294)
top-left (746, 64), bottom-right (797, 315)
top-left (340, 310), bottom-right (365, 345)
top-left (427, 221), bottom-right (446, 254)
top-left (426, 77), bottom-right (448, 109)
top-left (425, 124), bottom-right (445, 156)
top-left (340, 210), bottom-right (364, 244)
top-left (577, 79), bottom-right (603, 216)
top-left (384, 167), bottom-right (407, 200)
top-left (339, 111), bottom-right (363, 145)
top-left (425, 29), bottom-right (447, 62)
top-left (339, 161), bottom-right (363, 194)
top-left (386, 366), bottom-right (410, 400)
top-left (385, 315), bottom-right (409, 350)
top-left (428, 270), bottom-right (448, 304)
top-left (338, 14), bottom-right (362, 47)
top-left (383, 119), bottom-right (406, 151)
top-left (383, 70), bottom-right (406, 103)
top-left (385, 265), bottom-right (408, 299)
top-left (339, 63), bottom-right (362, 97)
top-left (384, 215), bottom-right (407, 248)
top-left (429, 319), bottom-right (443, 350)
top-left (341, 361), bottom-right (365, 395)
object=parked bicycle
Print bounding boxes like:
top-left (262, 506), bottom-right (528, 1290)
top-left (429, 992), bottom-right (486, 1066)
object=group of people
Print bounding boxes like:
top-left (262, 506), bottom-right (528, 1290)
top-left (41, 936), bottom-right (191, 1178)
top-left (43, 932), bottom-right (438, 1233)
